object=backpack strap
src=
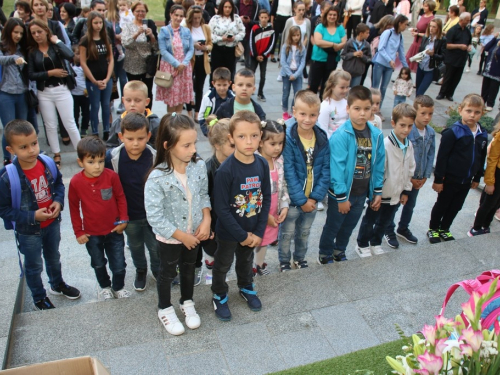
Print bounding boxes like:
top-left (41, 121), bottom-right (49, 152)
top-left (39, 154), bottom-right (58, 181)
top-left (5, 163), bottom-right (24, 277)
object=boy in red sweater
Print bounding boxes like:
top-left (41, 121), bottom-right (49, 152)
top-left (249, 9), bottom-right (275, 102)
top-left (69, 137), bottom-right (130, 300)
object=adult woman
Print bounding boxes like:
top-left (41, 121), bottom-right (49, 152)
top-left (481, 37), bottom-right (500, 112)
top-left (0, 18), bottom-right (29, 166)
top-left (442, 5), bottom-right (459, 35)
top-left (344, 0), bottom-right (364, 39)
top-left (80, 11), bottom-right (114, 140)
top-left (281, 1), bottom-right (311, 52)
top-left (309, 6), bottom-right (346, 97)
top-left (208, 0), bottom-right (245, 82)
top-left (31, 0), bottom-right (69, 46)
top-left (60, 3), bottom-right (76, 37)
top-left (27, 19), bottom-right (80, 166)
top-left (371, 14), bottom-right (408, 106)
top-left (15, 1), bottom-right (34, 24)
top-left (157, 4), bottom-right (194, 113)
top-left (406, 0), bottom-right (434, 72)
top-left (270, 0), bottom-right (294, 58)
top-left (471, 0), bottom-right (488, 30)
top-left (185, 6), bottom-right (212, 121)
top-left (415, 18), bottom-right (445, 97)
top-left (121, 1), bottom-right (157, 109)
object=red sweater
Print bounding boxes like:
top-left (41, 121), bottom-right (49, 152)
top-left (69, 169), bottom-right (129, 238)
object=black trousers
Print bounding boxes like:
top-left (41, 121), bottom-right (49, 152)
top-left (346, 15), bottom-right (361, 39)
top-left (243, 38), bottom-right (252, 68)
top-left (473, 168), bottom-right (500, 230)
top-left (360, 62), bottom-right (372, 86)
top-left (273, 14), bottom-right (290, 53)
top-left (309, 60), bottom-right (337, 100)
top-left (249, 57), bottom-right (268, 96)
top-left (429, 181), bottom-right (471, 231)
top-left (156, 241), bottom-right (197, 309)
top-left (211, 44), bottom-right (236, 83)
top-left (439, 64), bottom-right (464, 98)
top-left (73, 94), bottom-right (89, 131)
top-left (211, 237), bottom-right (254, 295)
top-left (481, 76), bottom-right (500, 108)
top-left (125, 72), bottom-right (154, 109)
top-left (479, 51), bottom-right (487, 72)
top-left (191, 55), bottom-right (207, 113)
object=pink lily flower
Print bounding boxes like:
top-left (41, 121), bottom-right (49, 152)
top-left (460, 326), bottom-right (483, 352)
top-left (417, 351), bottom-right (443, 375)
top-left (460, 343), bottom-right (473, 357)
top-left (435, 315), bottom-right (455, 330)
top-left (435, 338), bottom-right (448, 357)
top-left (421, 324), bottom-right (436, 346)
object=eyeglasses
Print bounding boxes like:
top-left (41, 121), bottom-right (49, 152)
top-left (134, 10), bottom-right (146, 13)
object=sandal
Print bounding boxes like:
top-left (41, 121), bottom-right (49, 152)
top-left (62, 138), bottom-right (71, 146)
top-left (53, 154), bottom-right (61, 169)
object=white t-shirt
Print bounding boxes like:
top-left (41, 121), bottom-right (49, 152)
top-left (371, 114), bottom-right (382, 129)
top-left (417, 127), bottom-right (426, 138)
top-left (318, 98), bottom-right (349, 138)
top-left (290, 45), bottom-right (297, 70)
top-left (191, 26), bottom-right (205, 56)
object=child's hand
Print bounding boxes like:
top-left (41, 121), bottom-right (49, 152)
top-left (257, 56), bottom-right (264, 62)
top-left (471, 181), bottom-right (479, 190)
top-left (411, 178), bottom-right (421, 189)
top-left (240, 233), bottom-right (253, 247)
top-left (76, 234), bottom-right (89, 244)
top-left (111, 223), bottom-right (128, 234)
top-left (301, 199), bottom-right (316, 213)
top-left (290, 75), bottom-right (296, 81)
top-left (485, 185), bottom-right (495, 195)
top-left (400, 194), bottom-right (408, 206)
top-left (267, 214), bottom-right (278, 227)
top-left (277, 207), bottom-right (288, 223)
top-left (338, 201), bottom-right (351, 214)
top-left (48, 201), bottom-right (62, 219)
top-left (248, 234), bottom-right (262, 248)
top-left (35, 208), bottom-right (53, 222)
top-left (420, 178), bottom-right (427, 187)
top-left (432, 183), bottom-right (443, 193)
top-left (181, 233), bottom-right (200, 250)
top-left (394, 90), bottom-right (397, 95)
top-left (371, 195), bottom-right (382, 211)
top-left (195, 219), bottom-right (211, 241)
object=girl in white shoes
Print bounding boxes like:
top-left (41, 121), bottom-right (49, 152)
top-left (145, 113), bottom-right (212, 335)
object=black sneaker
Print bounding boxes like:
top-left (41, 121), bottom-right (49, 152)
top-left (256, 263), bottom-right (270, 275)
top-left (396, 228), bottom-right (418, 244)
top-left (439, 229), bottom-right (455, 241)
top-left (213, 293), bottom-right (231, 321)
top-left (427, 229), bottom-right (441, 244)
top-left (49, 282), bottom-right (81, 299)
top-left (239, 284), bottom-right (262, 311)
top-left (34, 296), bottom-right (55, 310)
top-left (280, 262), bottom-right (292, 272)
top-left (134, 269), bottom-right (147, 291)
top-left (436, 94), bottom-right (444, 100)
top-left (384, 233), bottom-right (399, 249)
top-left (270, 240), bottom-right (279, 246)
top-left (333, 251), bottom-right (347, 262)
top-left (293, 260), bottom-right (308, 269)
top-left (317, 255), bottom-right (334, 265)
top-left (467, 228), bottom-right (486, 237)
top-left (258, 94), bottom-right (266, 102)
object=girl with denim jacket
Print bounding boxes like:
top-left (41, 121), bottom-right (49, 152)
top-left (157, 5), bottom-right (194, 113)
top-left (144, 113), bottom-right (211, 337)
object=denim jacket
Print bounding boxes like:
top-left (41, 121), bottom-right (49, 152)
top-left (279, 44), bottom-right (306, 78)
top-left (158, 25), bottom-right (194, 68)
top-left (0, 156), bottom-right (65, 234)
top-left (408, 124), bottom-right (435, 179)
top-left (144, 159), bottom-right (211, 240)
top-left (0, 45), bottom-right (27, 95)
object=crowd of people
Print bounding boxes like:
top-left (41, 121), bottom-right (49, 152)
top-left (0, 0), bottom-right (500, 339)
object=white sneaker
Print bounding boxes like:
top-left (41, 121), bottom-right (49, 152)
top-left (112, 288), bottom-right (131, 299)
top-left (100, 287), bottom-right (114, 300)
top-left (465, 68), bottom-right (470, 73)
top-left (370, 245), bottom-right (385, 255)
top-left (158, 306), bottom-right (185, 336)
top-left (355, 245), bottom-right (372, 258)
top-left (180, 300), bottom-right (201, 329)
top-left (205, 271), bottom-right (213, 285)
top-left (277, 74), bottom-right (282, 82)
top-left (486, 106), bottom-right (493, 112)
top-left (317, 202), bottom-right (324, 211)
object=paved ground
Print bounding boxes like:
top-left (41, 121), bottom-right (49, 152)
top-left (2, 23), bottom-right (500, 374)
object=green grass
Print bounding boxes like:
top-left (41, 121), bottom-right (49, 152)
top-left (271, 339), bottom-right (406, 375)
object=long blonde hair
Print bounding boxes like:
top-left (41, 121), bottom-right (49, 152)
top-left (323, 70), bottom-right (351, 101)
top-left (106, 0), bottom-right (120, 23)
top-left (285, 26), bottom-right (303, 56)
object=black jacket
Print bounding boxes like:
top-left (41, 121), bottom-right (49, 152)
top-left (72, 18), bottom-right (115, 47)
top-left (369, 0), bottom-right (387, 25)
top-left (214, 97), bottom-right (266, 121)
top-left (28, 41), bottom-right (75, 91)
top-left (235, 0), bottom-right (260, 20)
top-left (418, 36), bottom-right (446, 69)
top-left (205, 154), bottom-right (220, 232)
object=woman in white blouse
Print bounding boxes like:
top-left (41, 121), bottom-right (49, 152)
top-left (344, 0), bottom-right (364, 39)
top-left (208, 0), bottom-right (245, 82)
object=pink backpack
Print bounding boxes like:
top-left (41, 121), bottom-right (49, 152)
top-left (370, 36), bottom-right (380, 58)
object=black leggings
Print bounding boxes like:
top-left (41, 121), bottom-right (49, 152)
top-left (187, 55), bottom-right (207, 113)
top-left (308, 60), bottom-right (338, 100)
top-left (211, 44), bottom-right (236, 83)
top-left (125, 72), bottom-right (154, 109)
top-left (346, 15), bottom-right (361, 39)
top-left (473, 168), bottom-right (500, 230)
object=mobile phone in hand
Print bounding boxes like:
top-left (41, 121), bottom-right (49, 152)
top-left (142, 19), bottom-right (148, 30)
top-left (199, 40), bottom-right (206, 45)
top-left (227, 34), bottom-right (233, 38)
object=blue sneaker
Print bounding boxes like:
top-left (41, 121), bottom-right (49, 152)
top-left (213, 293), bottom-right (231, 321)
top-left (317, 255), bottom-right (334, 265)
top-left (239, 284), bottom-right (262, 311)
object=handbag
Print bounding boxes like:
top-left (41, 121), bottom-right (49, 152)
top-left (154, 55), bottom-right (173, 88)
top-left (235, 42), bottom-right (244, 57)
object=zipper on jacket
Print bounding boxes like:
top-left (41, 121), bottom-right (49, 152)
top-left (465, 126), bottom-right (477, 184)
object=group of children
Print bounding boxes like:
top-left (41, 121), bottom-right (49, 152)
top-left (1, 63), bottom-right (500, 337)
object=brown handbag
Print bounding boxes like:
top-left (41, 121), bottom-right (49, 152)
top-left (154, 55), bottom-right (173, 88)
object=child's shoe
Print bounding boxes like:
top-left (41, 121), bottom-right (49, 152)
top-left (34, 296), bottom-right (55, 311)
top-left (427, 229), bottom-right (441, 244)
top-left (396, 228), bottom-right (418, 244)
top-left (194, 267), bottom-right (202, 286)
top-left (355, 245), bottom-right (372, 258)
top-left (112, 288), bottom-right (131, 299)
top-left (439, 229), bottom-right (455, 241)
top-left (205, 260), bottom-right (214, 284)
top-left (100, 287), bottom-right (114, 300)
top-left (317, 255), bottom-right (334, 264)
top-left (383, 233), bottom-right (399, 249)
top-left (158, 306), bottom-right (185, 335)
top-left (239, 284), bottom-right (262, 312)
top-left (134, 269), bottom-right (147, 291)
top-left (333, 251), bottom-right (347, 262)
top-left (282, 112), bottom-right (292, 121)
top-left (317, 202), bottom-right (324, 211)
top-left (180, 300), bottom-right (201, 329)
top-left (370, 245), bottom-right (384, 255)
top-left (256, 263), bottom-right (271, 275)
top-left (467, 228), bottom-right (489, 237)
top-left (279, 262), bottom-right (292, 272)
top-left (213, 293), bottom-right (231, 321)
top-left (293, 260), bottom-right (308, 269)
top-left (258, 94), bottom-right (266, 102)
top-left (49, 282), bottom-right (81, 299)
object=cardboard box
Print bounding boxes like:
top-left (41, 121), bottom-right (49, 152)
top-left (1, 356), bottom-right (110, 375)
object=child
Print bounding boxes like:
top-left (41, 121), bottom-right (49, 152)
top-left (356, 103), bottom-right (416, 256)
top-left (105, 112), bottom-right (159, 291)
top-left (318, 70), bottom-right (351, 138)
top-left (318, 87), bottom-right (385, 263)
top-left (201, 115), bottom-right (234, 285)
top-left (392, 67), bottom-right (413, 107)
top-left (254, 120), bottom-right (289, 275)
top-left (468, 121), bottom-right (500, 236)
top-left (0, 120), bottom-right (80, 310)
top-left (69, 137), bottom-right (129, 300)
top-left (198, 67), bottom-right (235, 136)
top-left (145, 113), bottom-right (211, 336)
top-left (279, 90), bottom-right (330, 270)
top-left (71, 45), bottom-right (90, 138)
top-left (466, 25), bottom-right (482, 73)
top-left (212, 110), bottom-right (271, 321)
top-left (106, 81), bottom-right (160, 148)
top-left (428, 94), bottom-right (488, 243)
top-left (249, 9), bottom-right (276, 103)
top-left (215, 69), bottom-right (266, 121)
top-left (384, 95), bottom-right (435, 248)
top-left (280, 26), bottom-right (306, 121)
top-left (478, 24), bottom-right (495, 75)
top-left (369, 88), bottom-right (383, 128)
top-left (341, 22), bottom-right (372, 87)
top-left (118, 0), bottom-right (134, 29)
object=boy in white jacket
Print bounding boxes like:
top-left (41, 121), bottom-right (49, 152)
top-left (356, 103), bottom-right (416, 257)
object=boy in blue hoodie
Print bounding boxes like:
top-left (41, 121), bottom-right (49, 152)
top-left (428, 93), bottom-right (488, 243)
top-left (279, 90), bottom-right (330, 271)
top-left (318, 86), bottom-right (385, 264)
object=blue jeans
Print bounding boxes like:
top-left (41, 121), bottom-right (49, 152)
top-left (394, 95), bottom-right (406, 107)
top-left (350, 75), bottom-right (362, 87)
top-left (372, 62), bottom-right (394, 105)
top-left (125, 218), bottom-right (160, 273)
top-left (86, 79), bottom-right (113, 135)
top-left (16, 219), bottom-right (64, 302)
top-left (0, 91), bottom-right (28, 161)
top-left (357, 203), bottom-right (399, 247)
top-left (278, 205), bottom-right (317, 263)
top-left (282, 74), bottom-right (303, 113)
top-left (85, 232), bottom-right (126, 291)
top-left (386, 187), bottom-right (420, 234)
top-left (415, 66), bottom-right (434, 97)
top-left (319, 195), bottom-right (366, 257)
top-left (114, 58), bottom-right (128, 98)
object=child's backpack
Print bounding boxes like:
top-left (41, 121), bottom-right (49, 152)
top-left (370, 36), bottom-right (380, 58)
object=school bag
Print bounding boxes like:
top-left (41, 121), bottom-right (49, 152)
top-left (372, 29), bottom-right (402, 61)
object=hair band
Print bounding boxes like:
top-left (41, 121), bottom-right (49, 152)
top-left (209, 118), bottom-right (218, 127)
top-left (261, 121), bottom-right (266, 128)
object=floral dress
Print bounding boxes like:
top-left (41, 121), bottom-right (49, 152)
top-left (156, 27), bottom-right (194, 106)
